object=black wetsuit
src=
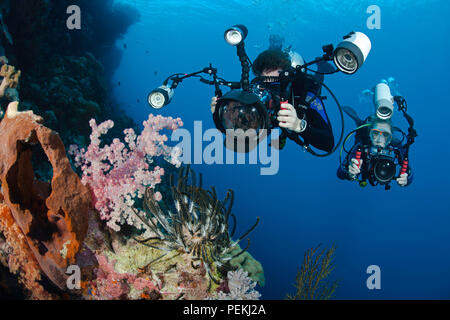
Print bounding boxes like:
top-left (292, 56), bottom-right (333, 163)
top-left (284, 76), bottom-right (334, 152)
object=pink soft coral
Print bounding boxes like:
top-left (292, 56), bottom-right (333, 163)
top-left (69, 114), bottom-right (183, 231)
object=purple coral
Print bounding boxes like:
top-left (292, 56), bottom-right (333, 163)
top-left (69, 114), bottom-right (183, 231)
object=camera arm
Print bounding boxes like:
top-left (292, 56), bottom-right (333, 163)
top-left (164, 64), bottom-right (242, 98)
top-left (394, 96), bottom-right (418, 155)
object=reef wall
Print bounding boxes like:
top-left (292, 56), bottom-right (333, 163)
top-left (0, 0), bottom-right (139, 147)
top-left (0, 1), bottom-right (266, 300)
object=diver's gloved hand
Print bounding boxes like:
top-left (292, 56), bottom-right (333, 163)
top-left (210, 96), bottom-right (218, 114)
top-left (277, 103), bottom-right (307, 133)
top-left (396, 173), bottom-right (408, 187)
top-left (348, 158), bottom-right (362, 179)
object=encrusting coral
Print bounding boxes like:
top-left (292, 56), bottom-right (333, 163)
top-left (81, 236), bottom-right (262, 300)
top-left (226, 244), bottom-right (265, 286)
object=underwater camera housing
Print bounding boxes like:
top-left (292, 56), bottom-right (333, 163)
top-left (367, 146), bottom-right (397, 185)
top-left (213, 89), bottom-right (271, 153)
top-left (213, 67), bottom-right (316, 147)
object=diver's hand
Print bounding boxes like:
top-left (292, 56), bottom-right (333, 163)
top-left (210, 96), bottom-right (218, 114)
top-left (348, 158), bottom-right (362, 179)
top-left (396, 173), bottom-right (408, 187)
top-left (277, 103), bottom-right (306, 133)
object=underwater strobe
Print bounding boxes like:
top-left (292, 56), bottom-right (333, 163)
top-left (224, 24), bottom-right (248, 46)
top-left (374, 82), bottom-right (394, 120)
top-left (333, 32), bottom-right (371, 74)
top-left (148, 85), bottom-right (175, 109)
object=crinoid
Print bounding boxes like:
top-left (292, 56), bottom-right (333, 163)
top-left (133, 165), bottom-right (259, 284)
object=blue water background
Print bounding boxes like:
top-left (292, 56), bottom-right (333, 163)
top-left (111, 0), bottom-right (450, 299)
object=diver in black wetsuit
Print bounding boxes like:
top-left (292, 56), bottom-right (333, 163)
top-left (211, 41), bottom-right (335, 152)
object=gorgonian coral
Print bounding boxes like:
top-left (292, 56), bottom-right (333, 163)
top-left (286, 244), bottom-right (338, 300)
top-left (69, 114), bottom-right (183, 232)
top-left (134, 166), bottom-right (260, 285)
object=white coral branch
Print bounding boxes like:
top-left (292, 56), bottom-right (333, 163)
top-left (215, 269), bottom-right (261, 300)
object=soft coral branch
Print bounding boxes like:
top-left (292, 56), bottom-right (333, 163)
top-left (69, 114), bottom-right (183, 231)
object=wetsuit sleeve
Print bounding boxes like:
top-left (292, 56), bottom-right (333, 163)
top-left (337, 165), bottom-right (350, 180)
top-left (298, 107), bottom-right (335, 152)
top-left (337, 144), bottom-right (365, 181)
top-left (286, 88), bottom-right (334, 152)
top-left (337, 148), bottom-right (354, 181)
top-left (406, 167), bottom-right (413, 186)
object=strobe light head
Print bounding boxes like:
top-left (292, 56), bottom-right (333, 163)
top-left (224, 24), bottom-right (248, 46)
top-left (374, 82), bottom-right (394, 120)
top-left (148, 85), bottom-right (174, 109)
top-left (333, 31), bottom-right (371, 74)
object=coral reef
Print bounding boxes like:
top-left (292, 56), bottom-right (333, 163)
top-left (72, 165), bottom-right (264, 300)
top-left (226, 244), bottom-right (265, 286)
top-left (83, 238), bottom-right (210, 300)
top-left (286, 244), bottom-right (338, 300)
top-left (0, 106), bottom-right (265, 299)
top-left (0, 0), bottom-right (139, 149)
top-left (69, 115), bottom-right (183, 232)
top-left (0, 62), bottom-right (264, 300)
top-left (136, 166), bottom-right (260, 285)
top-left (0, 63), bottom-right (19, 100)
top-left (0, 101), bottom-right (91, 290)
top-left (215, 269), bottom-right (261, 300)
top-left (0, 6), bottom-right (12, 46)
top-left (2, 0), bottom-right (139, 74)
top-left (0, 200), bottom-right (54, 299)
top-left (21, 53), bottom-right (110, 146)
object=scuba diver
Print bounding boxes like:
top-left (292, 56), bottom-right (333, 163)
top-left (337, 82), bottom-right (417, 190)
top-left (211, 34), bottom-right (335, 152)
top-left (148, 25), bottom-right (372, 155)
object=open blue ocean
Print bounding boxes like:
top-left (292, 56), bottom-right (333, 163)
top-left (110, 0), bottom-right (450, 299)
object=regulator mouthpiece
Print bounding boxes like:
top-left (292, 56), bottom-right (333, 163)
top-left (333, 31), bottom-right (371, 74)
